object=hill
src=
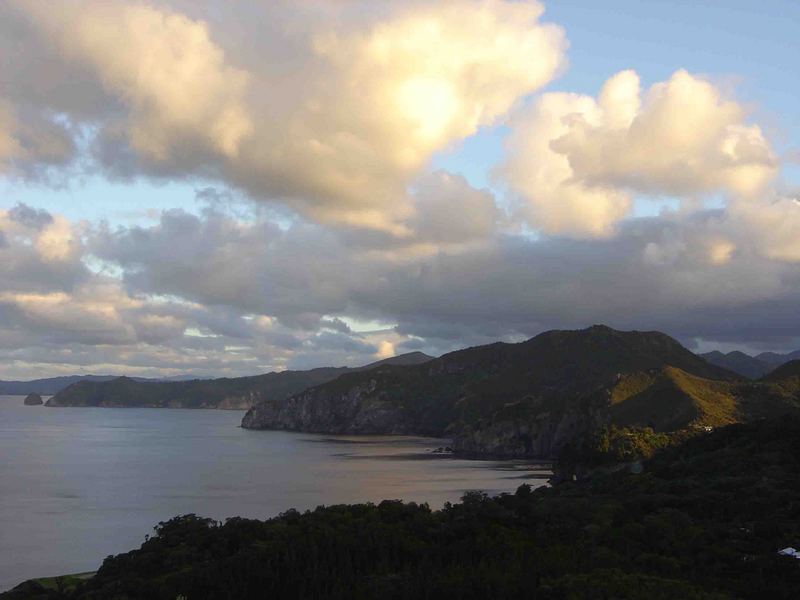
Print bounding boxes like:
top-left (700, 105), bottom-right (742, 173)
top-left (757, 349), bottom-right (800, 367)
top-left (608, 366), bottom-right (740, 431)
top-left (7, 417), bottom-right (800, 599)
top-left (243, 325), bottom-right (769, 457)
top-left (701, 348), bottom-right (800, 378)
top-left (761, 359), bottom-right (800, 384)
top-left (46, 352), bottom-right (434, 410)
top-left (700, 350), bottom-right (772, 379)
top-left (0, 375), bottom-right (175, 396)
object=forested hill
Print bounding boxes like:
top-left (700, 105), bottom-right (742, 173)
top-left (45, 352), bottom-right (433, 409)
top-left (242, 325), bottom-right (800, 458)
top-left (7, 417), bottom-right (800, 599)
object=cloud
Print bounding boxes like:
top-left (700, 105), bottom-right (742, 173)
top-left (728, 194), bottom-right (800, 262)
top-left (1, 205), bottom-right (80, 264)
top-left (0, 287), bottom-right (139, 345)
top-left (90, 207), bottom-right (356, 322)
top-left (7, 203), bottom-right (53, 229)
top-left (1, 196), bottom-right (800, 378)
top-left (88, 202), bottom-right (800, 350)
top-left (2, 2), bottom-right (800, 379)
top-left (501, 69), bottom-right (777, 237)
top-left (14, 0), bottom-right (253, 164)
top-left (0, 100), bottom-right (76, 178)
top-left (0, 205), bottom-right (88, 292)
top-left (500, 91), bottom-right (632, 238)
top-left (0, 101), bottom-right (21, 166)
top-left (4, 0), bottom-right (566, 233)
top-left (409, 172), bottom-right (499, 245)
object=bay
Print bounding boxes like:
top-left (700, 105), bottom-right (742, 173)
top-left (0, 395), bottom-right (549, 591)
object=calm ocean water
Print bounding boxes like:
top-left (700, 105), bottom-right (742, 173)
top-left (0, 395), bottom-right (549, 591)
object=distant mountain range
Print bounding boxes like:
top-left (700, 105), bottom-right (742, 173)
top-left (45, 352), bottom-right (434, 409)
top-left (0, 374), bottom-right (200, 396)
top-left (242, 325), bottom-right (800, 458)
top-left (700, 349), bottom-right (800, 378)
top-left (8, 343), bottom-right (796, 398)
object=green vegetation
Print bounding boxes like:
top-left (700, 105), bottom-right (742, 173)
top-left (609, 366), bottom-right (740, 431)
top-left (587, 425), bottom-right (672, 464)
top-left (5, 417), bottom-right (800, 599)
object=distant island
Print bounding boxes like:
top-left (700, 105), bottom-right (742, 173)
top-left (23, 393), bottom-right (42, 406)
top-left (45, 352), bottom-right (433, 410)
top-left (242, 325), bottom-right (800, 465)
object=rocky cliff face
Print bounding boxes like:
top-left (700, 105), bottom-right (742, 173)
top-left (241, 378), bottom-right (415, 434)
top-left (242, 372), bottom-right (615, 458)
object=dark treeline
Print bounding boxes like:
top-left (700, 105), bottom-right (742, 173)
top-left (5, 417), bottom-right (800, 599)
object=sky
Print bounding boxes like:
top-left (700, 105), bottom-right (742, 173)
top-left (0, 0), bottom-right (798, 379)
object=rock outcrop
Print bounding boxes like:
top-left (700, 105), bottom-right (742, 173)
top-left (242, 377), bottom-right (414, 434)
top-left (23, 393), bottom-right (43, 405)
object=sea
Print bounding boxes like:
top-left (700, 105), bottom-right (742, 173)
top-left (0, 395), bottom-right (550, 591)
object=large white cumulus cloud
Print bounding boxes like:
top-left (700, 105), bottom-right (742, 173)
top-left (3, 0), bottom-right (565, 233)
top-left (502, 69), bottom-right (778, 238)
top-left (17, 0), bottom-right (254, 162)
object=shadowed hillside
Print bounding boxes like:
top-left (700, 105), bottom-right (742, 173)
top-left (761, 359), bottom-right (800, 384)
top-left (243, 325), bottom-right (776, 458)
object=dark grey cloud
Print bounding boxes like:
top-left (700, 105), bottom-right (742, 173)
top-left (3, 190), bottom-right (800, 381)
top-left (88, 205), bottom-right (800, 355)
top-left (8, 203), bottom-right (53, 229)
